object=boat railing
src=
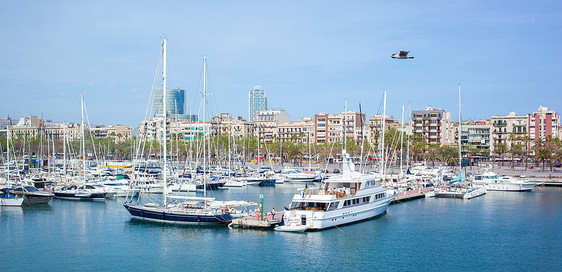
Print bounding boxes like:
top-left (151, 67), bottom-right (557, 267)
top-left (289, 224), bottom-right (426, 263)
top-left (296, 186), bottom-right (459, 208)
top-left (298, 187), bottom-right (353, 198)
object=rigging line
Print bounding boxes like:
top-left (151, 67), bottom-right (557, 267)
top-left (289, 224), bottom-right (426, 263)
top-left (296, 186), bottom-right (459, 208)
top-left (394, 198), bottom-right (425, 216)
top-left (82, 96), bottom-right (101, 169)
top-left (191, 59), bottom-right (205, 119)
top-left (136, 49), bottom-right (162, 163)
top-left (333, 224), bottom-right (345, 233)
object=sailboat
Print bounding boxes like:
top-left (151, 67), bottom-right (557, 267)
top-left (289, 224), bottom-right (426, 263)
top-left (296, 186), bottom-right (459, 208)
top-left (124, 39), bottom-right (238, 224)
top-left (53, 94), bottom-right (109, 201)
top-left (1, 125), bottom-right (24, 206)
top-left (276, 99), bottom-right (397, 232)
top-left (428, 84), bottom-right (486, 199)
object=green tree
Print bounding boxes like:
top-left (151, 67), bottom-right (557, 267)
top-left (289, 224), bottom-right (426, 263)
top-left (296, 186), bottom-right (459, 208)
top-left (495, 143), bottom-right (508, 167)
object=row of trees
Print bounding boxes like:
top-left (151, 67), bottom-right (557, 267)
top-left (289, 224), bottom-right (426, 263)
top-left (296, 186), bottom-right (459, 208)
top-left (2, 130), bottom-right (562, 170)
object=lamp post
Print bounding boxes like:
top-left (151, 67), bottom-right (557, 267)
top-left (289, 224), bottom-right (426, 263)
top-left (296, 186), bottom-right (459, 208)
top-left (260, 193), bottom-right (264, 221)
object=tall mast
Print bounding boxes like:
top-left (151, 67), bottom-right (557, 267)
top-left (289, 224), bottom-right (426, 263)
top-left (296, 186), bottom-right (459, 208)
top-left (308, 130), bottom-right (311, 171)
top-left (228, 122), bottom-right (231, 176)
top-left (40, 112), bottom-right (43, 170)
top-left (162, 38), bottom-right (168, 206)
top-left (406, 101), bottom-right (412, 171)
top-left (6, 121), bottom-right (9, 183)
top-left (63, 123), bottom-right (67, 182)
top-left (399, 104), bottom-right (404, 176)
top-left (81, 94), bottom-right (86, 185)
top-left (381, 90), bottom-right (387, 179)
top-left (257, 120), bottom-right (260, 169)
top-left (343, 99), bottom-right (347, 153)
top-left (458, 84), bottom-right (462, 169)
top-left (202, 56), bottom-right (207, 202)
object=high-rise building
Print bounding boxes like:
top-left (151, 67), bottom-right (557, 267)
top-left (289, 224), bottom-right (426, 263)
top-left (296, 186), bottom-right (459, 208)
top-left (248, 86), bottom-right (267, 122)
top-left (154, 88), bottom-right (185, 117)
top-left (528, 106), bottom-right (561, 142)
top-left (411, 106), bottom-right (453, 145)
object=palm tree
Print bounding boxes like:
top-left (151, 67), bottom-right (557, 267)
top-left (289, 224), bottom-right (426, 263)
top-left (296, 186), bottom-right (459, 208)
top-left (508, 133), bottom-right (518, 169)
top-left (495, 143), bottom-right (508, 167)
top-left (533, 138), bottom-right (550, 170)
top-left (523, 135), bottom-right (532, 170)
top-left (425, 144), bottom-right (440, 166)
top-left (438, 145), bottom-right (458, 166)
top-left (410, 135), bottom-right (426, 162)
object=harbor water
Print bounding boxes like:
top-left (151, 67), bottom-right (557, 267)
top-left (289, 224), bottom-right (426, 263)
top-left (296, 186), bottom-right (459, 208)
top-left (1, 184), bottom-right (561, 271)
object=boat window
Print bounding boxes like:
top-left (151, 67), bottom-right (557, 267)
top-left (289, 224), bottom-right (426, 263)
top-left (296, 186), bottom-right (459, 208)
top-left (290, 201), bottom-right (328, 211)
top-left (343, 197), bottom-right (371, 207)
top-left (475, 176), bottom-right (482, 180)
top-left (25, 186), bottom-right (39, 192)
top-left (327, 202), bottom-right (339, 211)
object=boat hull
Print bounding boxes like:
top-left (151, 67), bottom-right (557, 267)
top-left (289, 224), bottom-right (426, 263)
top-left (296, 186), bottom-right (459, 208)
top-left (258, 179), bottom-right (276, 186)
top-left (1, 197), bottom-right (24, 206)
top-left (11, 191), bottom-right (54, 204)
top-left (23, 194), bottom-right (53, 204)
top-left (124, 204), bottom-right (232, 224)
top-left (473, 182), bottom-right (535, 192)
top-left (54, 192), bottom-right (107, 201)
top-left (196, 182), bottom-right (225, 191)
top-left (433, 186), bottom-right (487, 199)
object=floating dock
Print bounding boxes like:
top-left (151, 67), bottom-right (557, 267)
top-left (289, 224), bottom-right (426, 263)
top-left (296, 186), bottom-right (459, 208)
top-left (229, 212), bottom-right (284, 230)
top-left (393, 187), bottom-right (434, 203)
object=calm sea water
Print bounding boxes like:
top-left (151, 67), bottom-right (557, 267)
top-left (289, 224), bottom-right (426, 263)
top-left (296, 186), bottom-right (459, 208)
top-left (1, 184), bottom-right (561, 271)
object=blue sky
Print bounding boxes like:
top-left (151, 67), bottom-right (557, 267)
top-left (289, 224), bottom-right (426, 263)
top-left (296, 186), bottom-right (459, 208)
top-left (1, 1), bottom-right (561, 126)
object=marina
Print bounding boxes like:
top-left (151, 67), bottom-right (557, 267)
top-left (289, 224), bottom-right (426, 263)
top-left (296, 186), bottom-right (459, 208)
top-left (1, 182), bottom-right (561, 271)
top-left (1, 1), bottom-right (562, 271)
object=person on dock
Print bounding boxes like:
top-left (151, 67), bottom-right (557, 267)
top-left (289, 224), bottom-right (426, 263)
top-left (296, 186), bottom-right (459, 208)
top-left (271, 207), bottom-right (276, 219)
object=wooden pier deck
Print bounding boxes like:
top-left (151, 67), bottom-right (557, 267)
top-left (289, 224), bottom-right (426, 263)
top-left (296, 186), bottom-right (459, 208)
top-left (393, 187), bottom-right (433, 203)
top-left (229, 212), bottom-right (284, 230)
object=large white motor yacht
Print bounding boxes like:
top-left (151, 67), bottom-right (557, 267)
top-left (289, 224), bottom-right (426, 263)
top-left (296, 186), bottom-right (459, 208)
top-left (276, 152), bottom-right (396, 232)
top-left (471, 170), bottom-right (536, 191)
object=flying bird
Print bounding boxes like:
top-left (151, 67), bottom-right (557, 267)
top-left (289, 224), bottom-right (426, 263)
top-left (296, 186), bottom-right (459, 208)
top-left (391, 51), bottom-right (414, 59)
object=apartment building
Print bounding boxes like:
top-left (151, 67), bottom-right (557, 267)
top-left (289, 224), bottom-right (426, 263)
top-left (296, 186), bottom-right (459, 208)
top-left (254, 109), bottom-right (290, 143)
top-left (528, 106), bottom-right (561, 142)
top-left (411, 106), bottom-right (452, 145)
top-left (491, 112), bottom-right (528, 149)
top-left (278, 117), bottom-right (314, 143)
top-left (210, 113), bottom-right (253, 138)
top-left (314, 111), bottom-right (365, 144)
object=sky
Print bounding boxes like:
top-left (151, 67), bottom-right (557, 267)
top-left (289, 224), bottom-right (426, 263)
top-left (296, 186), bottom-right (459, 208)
top-left (1, 0), bottom-right (561, 126)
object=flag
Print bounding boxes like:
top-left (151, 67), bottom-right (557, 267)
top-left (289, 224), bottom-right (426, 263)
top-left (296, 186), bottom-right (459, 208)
top-left (302, 182), bottom-right (308, 199)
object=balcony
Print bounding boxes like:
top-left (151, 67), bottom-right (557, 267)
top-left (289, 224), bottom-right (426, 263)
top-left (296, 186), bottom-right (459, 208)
top-left (493, 121), bottom-right (507, 127)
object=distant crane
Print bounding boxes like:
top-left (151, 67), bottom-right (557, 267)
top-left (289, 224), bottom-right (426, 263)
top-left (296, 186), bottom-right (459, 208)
top-left (391, 51), bottom-right (414, 59)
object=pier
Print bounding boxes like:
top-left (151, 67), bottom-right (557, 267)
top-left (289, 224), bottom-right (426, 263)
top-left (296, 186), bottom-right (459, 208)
top-left (229, 212), bottom-right (284, 230)
top-left (393, 187), bottom-right (434, 203)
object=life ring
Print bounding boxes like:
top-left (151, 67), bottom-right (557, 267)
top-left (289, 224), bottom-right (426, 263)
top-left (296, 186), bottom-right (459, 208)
top-left (255, 210), bottom-right (260, 216)
top-left (457, 189), bottom-right (462, 193)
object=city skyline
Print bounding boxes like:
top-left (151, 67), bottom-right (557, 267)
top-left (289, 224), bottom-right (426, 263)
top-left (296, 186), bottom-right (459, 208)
top-left (1, 1), bottom-right (561, 126)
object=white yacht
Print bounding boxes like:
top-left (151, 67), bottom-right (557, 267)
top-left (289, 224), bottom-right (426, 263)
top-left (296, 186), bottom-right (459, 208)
top-left (275, 151), bottom-right (396, 232)
top-left (471, 170), bottom-right (536, 191)
top-left (98, 179), bottom-right (140, 197)
top-left (282, 168), bottom-right (318, 183)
